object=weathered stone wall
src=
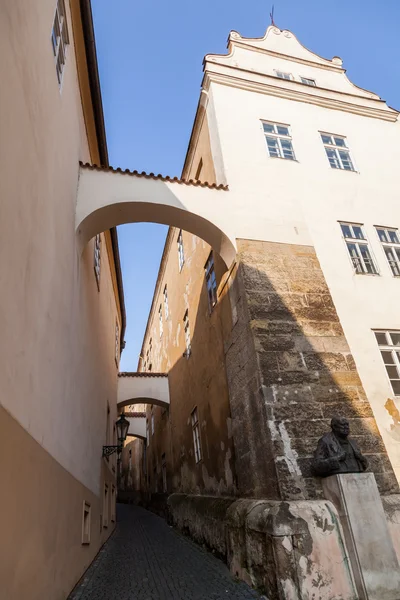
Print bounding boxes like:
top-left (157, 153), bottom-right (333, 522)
top-left (225, 239), bottom-right (398, 500)
top-left (168, 493), bottom-right (359, 600)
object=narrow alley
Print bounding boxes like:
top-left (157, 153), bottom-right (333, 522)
top-left (68, 505), bottom-right (261, 600)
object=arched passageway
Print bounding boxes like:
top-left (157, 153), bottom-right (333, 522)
top-left (75, 163), bottom-right (236, 268)
top-left (118, 372), bottom-right (170, 411)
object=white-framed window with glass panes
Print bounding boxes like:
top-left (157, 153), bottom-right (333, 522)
top-left (340, 223), bottom-right (378, 275)
top-left (163, 285), bottom-right (169, 319)
top-left (375, 227), bottom-right (400, 276)
top-left (51, 0), bottom-right (69, 87)
top-left (262, 122), bottom-right (296, 160)
top-left (321, 133), bottom-right (355, 171)
top-left (177, 230), bottom-right (185, 271)
top-left (191, 407), bottom-right (202, 463)
top-left (205, 252), bottom-right (217, 312)
top-left (275, 70), bottom-right (292, 80)
top-left (374, 331), bottom-right (400, 395)
top-left (183, 310), bottom-right (191, 358)
top-left (300, 76), bottom-right (316, 86)
top-left (94, 234), bottom-right (101, 289)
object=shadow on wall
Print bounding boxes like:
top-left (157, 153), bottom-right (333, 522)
top-left (120, 238), bottom-right (399, 507)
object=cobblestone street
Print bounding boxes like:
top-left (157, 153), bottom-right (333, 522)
top-left (68, 504), bottom-right (261, 600)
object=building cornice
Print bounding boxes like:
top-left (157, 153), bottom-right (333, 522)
top-left (203, 70), bottom-right (399, 123)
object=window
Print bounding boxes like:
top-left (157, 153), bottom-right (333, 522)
top-left (51, 0), bottom-right (69, 86)
top-left (146, 420), bottom-right (149, 447)
top-left (183, 310), bottom-right (191, 358)
top-left (374, 331), bottom-right (400, 395)
top-left (103, 484), bottom-right (108, 528)
top-left (300, 76), bottom-right (316, 86)
top-left (94, 234), bottom-right (101, 288)
top-left (205, 253), bottom-right (217, 311)
top-left (162, 453), bottom-right (167, 493)
top-left (151, 410), bottom-right (155, 436)
top-left (82, 502), bottom-right (91, 545)
top-left (340, 223), bottom-right (378, 274)
top-left (263, 122), bottom-right (295, 160)
top-left (275, 71), bottom-right (292, 80)
top-left (158, 305), bottom-right (163, 338)
top-left (321, 133), bottom-right (355, 171)
top-left (177, 230), bottom-right (185, 271)
top-left (195, 158), bottom-right (203, 181)
top-left (191, 408), bottom-right (202, 463)
top-left (115, 321), bottom-right (120, 365)
top-left (376, 227), bottom-right (400, 276)
top-left (163, 285), bottom-right (169, 319)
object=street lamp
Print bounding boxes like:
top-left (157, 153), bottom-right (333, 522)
top-left (102, 413), bottom-right (130, 458)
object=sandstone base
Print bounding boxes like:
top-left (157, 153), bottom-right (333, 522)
top-left (168, 493), bottom-right (400, 600)
top-left (323, 473), bottom-right (400, 600)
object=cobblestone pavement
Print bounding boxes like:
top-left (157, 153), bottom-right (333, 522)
top-left (68, 504), bottom-right (261, 600)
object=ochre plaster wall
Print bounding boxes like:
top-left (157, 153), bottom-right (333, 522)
top-left (139, 228), bottom-right (235, 497)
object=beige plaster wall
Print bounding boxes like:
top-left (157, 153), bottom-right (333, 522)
top-left (0, 1), bottom-right (121, 597)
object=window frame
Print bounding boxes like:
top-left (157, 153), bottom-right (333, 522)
top-left (163, 285), bottom-right (169, 319)
top-left (191, 407), bottom-right (202, 463)
top-left (275, 70), bottom-right (292, 81)
top-left (51, 0), bottom-right (69, 87)
top-left (158, 304), bottom-right (163, 338)
top-left (375, 226), bottom-right (400, 277)
top-left (177, 230), bottom-right (185, 271)
top-left (320, 132), bottom-right (356, 172)
top-left (183, 309), bottom-right (191, 358)
top-left (205, 252), bottom-right (217, 312)
top-left (262, 121), bottom-right (296, 161)
top-left (300, 76), bottom-right (316, 86)
top-left (94, 233), bottom-right (101, 289)
top-left (339, 222), bottom-right (378, 275)
top-left (374, 330), bottom-right (400, 395)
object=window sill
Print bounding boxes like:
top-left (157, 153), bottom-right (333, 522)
top-left (268, 156), bottom-right (299, 163)
top-left (330, 167), bottom-right (359, 174)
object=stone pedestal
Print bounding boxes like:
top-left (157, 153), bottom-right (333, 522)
top-left (323, 473), bottom-right (400, 600)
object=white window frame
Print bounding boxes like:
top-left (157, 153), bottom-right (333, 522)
top-left (300, 76), bottom-right (316, 86)
top-left (158, 305), bottom-right (163, 338)
top-left (340, 222), bottom-right (378, 275)
top-left (94, 234), bottom-right (101, 289)
top-left (320, 133), bottom-right (355, 171)
top-left (177, 230), bottom-right (185, 271)
top-left (183, 310), bottom-right (191, 358)
top-left (275, 70), bottom-right (292, 80)
top-left (375, 226), bottom-right (400, 277)
top-left (191, 408), bottom-right (202, 463)
top-left (163, 285), bottom-right (169, 319)
top-left (374, 330), bottom-right (400, 395)
top-left (51, 0), bottom-right (69, 87)
top-left (262, 122), bottom-right (296, 161)
top-left (205, 253), bottom-right (217, 312)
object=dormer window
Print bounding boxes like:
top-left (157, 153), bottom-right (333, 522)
top-left (275, 71), bottom-right (292, 81)
top-left (300, 77), bottom-right (316, 86)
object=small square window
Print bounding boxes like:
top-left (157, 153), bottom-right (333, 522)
top-left (82, 502), bottom-right (91, 545)
top-left (275, 71), bottom-right (292, 80)
top-left (300, 77), bottom-right (316, 86)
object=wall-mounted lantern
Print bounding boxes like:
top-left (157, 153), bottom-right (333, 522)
top-left (102, 413), bottom-right (130, 458)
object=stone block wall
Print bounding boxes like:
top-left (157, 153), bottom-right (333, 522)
top-left (225, 239), bottom-right (398, 500)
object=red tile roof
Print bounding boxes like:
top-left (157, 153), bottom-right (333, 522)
top-left (80, 162), bottom-right (228, 190)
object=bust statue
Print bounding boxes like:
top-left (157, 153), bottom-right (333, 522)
top-left (312, 417), bottom-right (368, 477)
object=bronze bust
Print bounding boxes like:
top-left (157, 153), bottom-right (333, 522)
top-left (312, 417), bottom-right (368, 477)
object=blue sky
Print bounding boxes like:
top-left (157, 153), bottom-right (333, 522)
top-left (91, 0), bottom-right (400, 371)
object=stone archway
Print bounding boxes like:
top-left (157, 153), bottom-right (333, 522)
top-left (75, 163), bottom-right (236, 269)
